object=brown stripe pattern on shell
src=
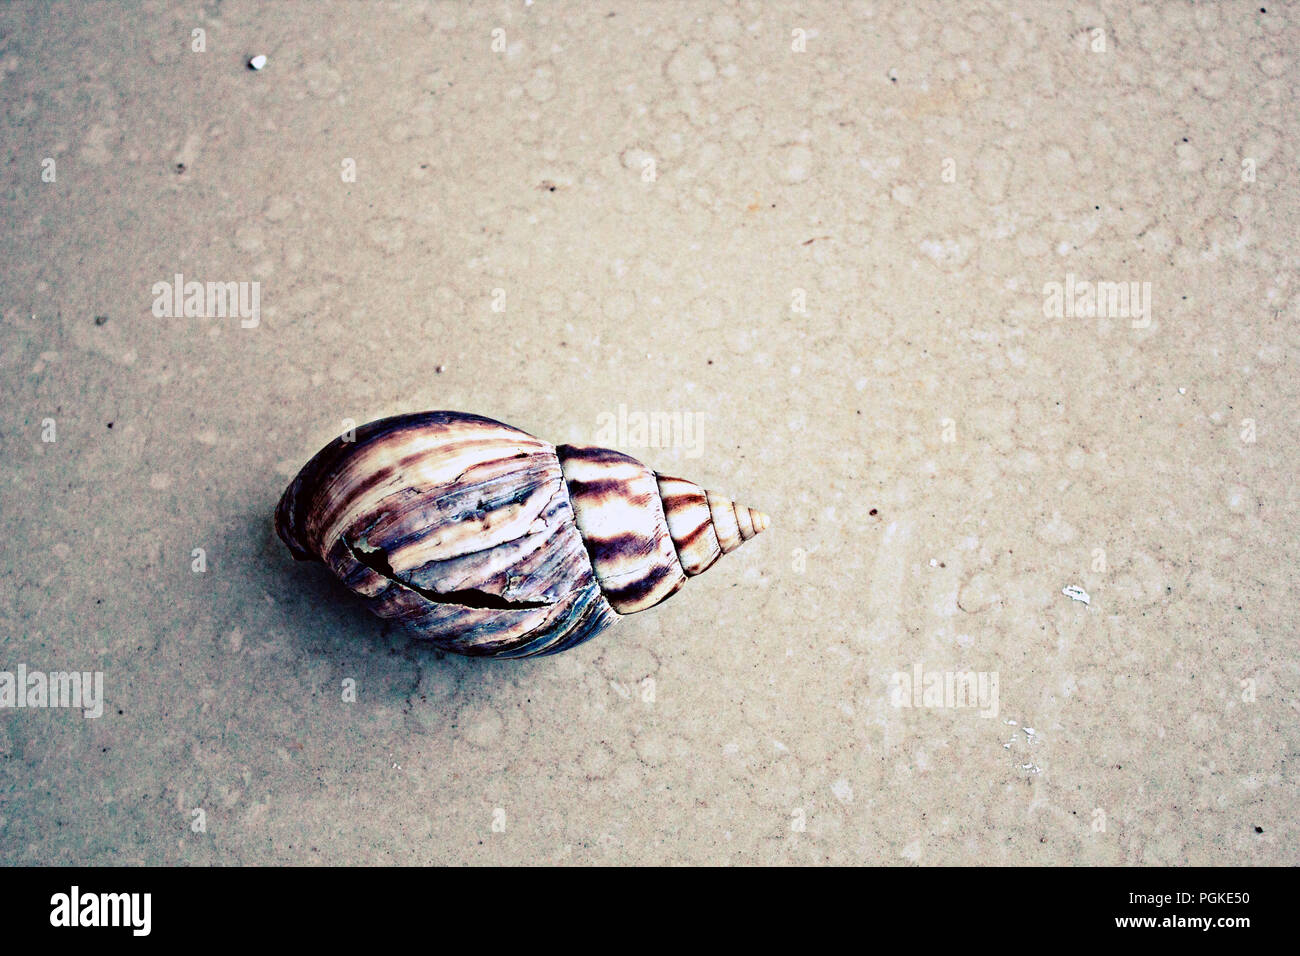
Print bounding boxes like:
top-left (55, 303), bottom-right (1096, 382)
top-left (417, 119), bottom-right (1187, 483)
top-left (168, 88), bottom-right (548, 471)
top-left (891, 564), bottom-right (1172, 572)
top-left (275, 411), bottom-right (769, 658)
top-left (556, 444), bottom-right (687, 614)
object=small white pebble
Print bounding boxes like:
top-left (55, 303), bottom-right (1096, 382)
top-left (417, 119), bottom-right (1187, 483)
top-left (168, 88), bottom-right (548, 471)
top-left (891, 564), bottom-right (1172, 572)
top-left (435, 364), bottom-right (446, 373)
top-left (1178, 387), bottom-right (1186, 394)
top-left (1062, 584), bottom-right (1090, 605)
top-left (1024, 727), bottom-right (1036, 737)
top-left (248, 54), bottom-right (267, 70)
top-left (929, 558), bottom-right (938, 567)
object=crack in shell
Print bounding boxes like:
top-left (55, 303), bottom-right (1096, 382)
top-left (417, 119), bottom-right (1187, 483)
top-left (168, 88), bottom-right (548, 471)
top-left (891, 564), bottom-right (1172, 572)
top-left (345, 536), bottom-right (553, 611)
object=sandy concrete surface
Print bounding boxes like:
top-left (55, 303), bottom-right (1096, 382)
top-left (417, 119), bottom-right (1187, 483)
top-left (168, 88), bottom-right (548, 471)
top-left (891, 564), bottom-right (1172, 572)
top-left (1, 0), bottom-right (1296, 865)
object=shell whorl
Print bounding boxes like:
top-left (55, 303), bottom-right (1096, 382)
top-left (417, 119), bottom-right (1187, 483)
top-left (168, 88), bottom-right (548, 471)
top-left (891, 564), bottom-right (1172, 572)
top-left (275, 412), bottom-right (618, 658)
top-left (556, 444), bottom-right (770, 615)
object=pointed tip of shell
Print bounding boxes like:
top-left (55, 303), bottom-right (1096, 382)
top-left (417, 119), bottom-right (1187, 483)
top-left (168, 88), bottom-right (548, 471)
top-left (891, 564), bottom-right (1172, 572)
top-left (698, 488), bottom-right (768, 554)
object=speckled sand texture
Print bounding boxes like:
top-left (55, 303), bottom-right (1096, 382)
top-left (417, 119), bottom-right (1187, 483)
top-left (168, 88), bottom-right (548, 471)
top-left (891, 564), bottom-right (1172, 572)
top-left (0, 1), bottom-right (1296, 865)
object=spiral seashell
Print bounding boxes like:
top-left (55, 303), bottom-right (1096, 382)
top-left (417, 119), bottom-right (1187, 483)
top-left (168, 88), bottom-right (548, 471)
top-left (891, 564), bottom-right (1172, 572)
top-left (275, 411), bottom-right (769, 658)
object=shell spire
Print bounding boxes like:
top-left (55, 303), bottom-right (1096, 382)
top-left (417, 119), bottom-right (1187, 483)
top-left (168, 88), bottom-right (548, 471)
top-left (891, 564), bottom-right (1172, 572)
top-left (556, 443), bottom-right (769, 615)
top-left (656, 475), bottom-right (769, 573)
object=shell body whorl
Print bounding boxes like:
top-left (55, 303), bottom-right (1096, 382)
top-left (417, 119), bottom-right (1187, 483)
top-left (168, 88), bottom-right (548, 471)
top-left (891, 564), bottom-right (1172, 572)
top-left (275, 411), bottom-right (768, 658)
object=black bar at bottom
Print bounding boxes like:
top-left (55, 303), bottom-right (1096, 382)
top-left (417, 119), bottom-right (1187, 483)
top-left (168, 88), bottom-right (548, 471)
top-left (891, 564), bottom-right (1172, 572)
top-left (0, 865), bottom-right (1281, 942)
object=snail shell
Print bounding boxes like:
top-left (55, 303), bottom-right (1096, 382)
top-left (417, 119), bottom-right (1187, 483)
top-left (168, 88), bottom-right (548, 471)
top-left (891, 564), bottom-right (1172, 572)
top-left (275, 411), bottom-right (769, 658)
